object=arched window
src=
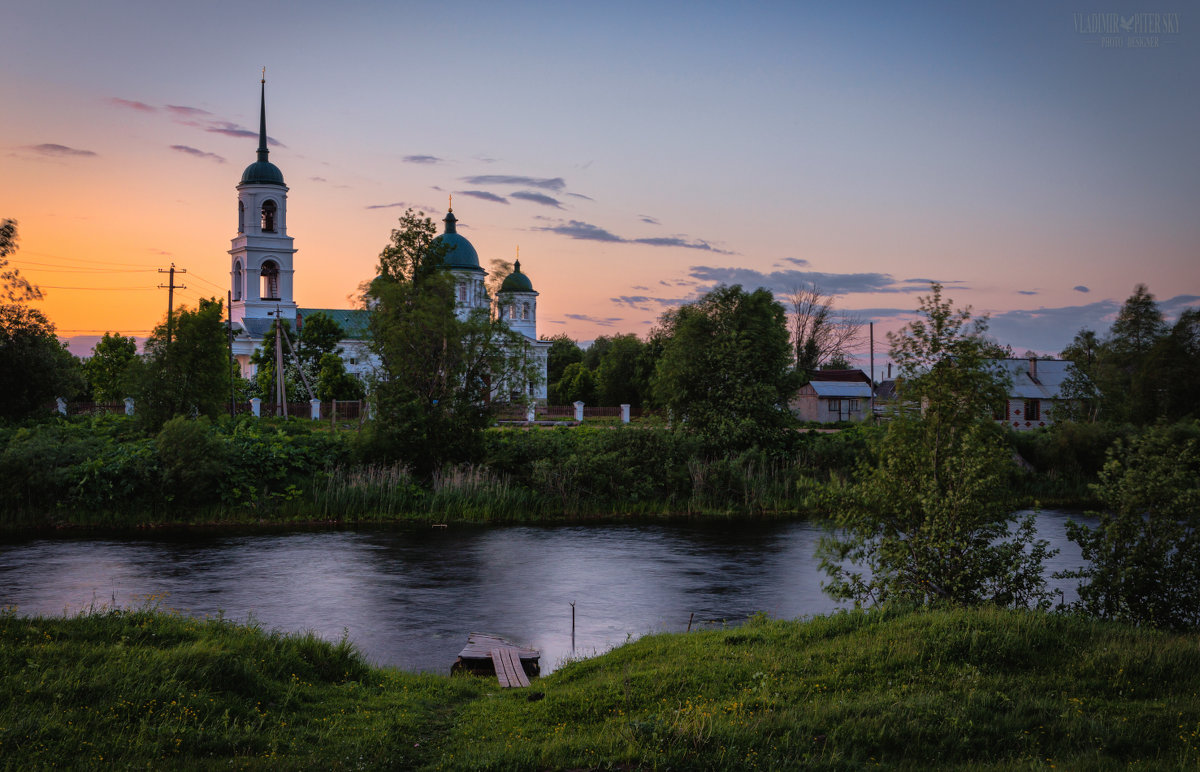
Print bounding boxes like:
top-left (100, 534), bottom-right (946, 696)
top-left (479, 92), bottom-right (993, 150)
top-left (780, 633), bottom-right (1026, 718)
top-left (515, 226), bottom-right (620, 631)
top-left (238, 201), bottom-right (245, 234)
top-left (260, 260), bottom-right (280, 300)
top-left (521, 302), bottom-right (530, 320)
top-left (261, 199), bottom-right (277, 233)
top-left (458, 282), bottom-right (467, 302)
top-left (233, 261), bottom-right (243, 301)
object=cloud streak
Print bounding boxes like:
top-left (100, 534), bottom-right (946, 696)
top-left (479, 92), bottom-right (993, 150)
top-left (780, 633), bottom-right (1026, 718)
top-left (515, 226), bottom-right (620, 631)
top-left (462, 174), bottom-right (566, 191)
top-left (562, 313), bottom-right (624, 327)
top-left (23, 143), bottom-right (97, 158)
top-left (535, 219), bottom-right (733, 253)
top-left (685, 266), bottom-right (943, 296)
top-left (456, 190), bottom-right (509, 204)
top-left (404, 155), bottom-right (443, 164)
top-left (109, 97), bottom-right (156, 112)
top-left (511, 190), bottom-right (563, 208)
top-left (171, 145), bottom-right (225, 163)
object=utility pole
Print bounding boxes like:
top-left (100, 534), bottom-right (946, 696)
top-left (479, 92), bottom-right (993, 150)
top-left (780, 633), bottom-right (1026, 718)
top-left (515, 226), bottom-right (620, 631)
top-left (227, 291), bottom-right (236, 417)
top-left (274, 312), bottom-right (288, 417)
top-left (157, 263), bottom-right (187, 344)
top-left (869, 322), bottom-right (875, 418)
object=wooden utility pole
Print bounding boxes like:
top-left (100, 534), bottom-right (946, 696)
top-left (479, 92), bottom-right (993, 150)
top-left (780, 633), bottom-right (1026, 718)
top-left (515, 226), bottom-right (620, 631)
top-left (227, 291), bottom-right (236, 417)
top-left (274, 313), bottom-right (288, 417)
top-left (157, 263), bottom-right (187, 344)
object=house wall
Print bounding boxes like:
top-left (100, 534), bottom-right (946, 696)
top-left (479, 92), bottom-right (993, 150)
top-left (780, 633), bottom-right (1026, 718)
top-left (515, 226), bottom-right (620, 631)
top-left (999, 398), bottom-right (1058, 430)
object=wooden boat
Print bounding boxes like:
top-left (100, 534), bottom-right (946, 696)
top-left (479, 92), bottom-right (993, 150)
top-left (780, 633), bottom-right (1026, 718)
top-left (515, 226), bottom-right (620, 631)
top-left (452, 632), bottom-right (540, 682)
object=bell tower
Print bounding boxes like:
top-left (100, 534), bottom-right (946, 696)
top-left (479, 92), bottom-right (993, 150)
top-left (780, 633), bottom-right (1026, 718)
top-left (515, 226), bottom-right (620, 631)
top-left (230, 72), bottom-right (297, 334)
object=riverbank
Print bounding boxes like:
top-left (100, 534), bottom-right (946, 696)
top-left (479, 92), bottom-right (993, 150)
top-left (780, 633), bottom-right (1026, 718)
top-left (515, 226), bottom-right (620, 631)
top-left (2, 606), bottom-right (1196, 769)
top-left (0, 414), bottom-right (1106, 533)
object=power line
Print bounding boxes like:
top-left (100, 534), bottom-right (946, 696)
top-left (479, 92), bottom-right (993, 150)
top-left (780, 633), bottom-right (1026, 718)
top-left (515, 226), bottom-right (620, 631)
top-left (39, 285), bottom-right (159, 290)
top-left (22, 251), bottom-right (163, 269)
top-left (188, 272), bottom-right (228, 293)
top-left (16, 264), bottom-right (158, 273)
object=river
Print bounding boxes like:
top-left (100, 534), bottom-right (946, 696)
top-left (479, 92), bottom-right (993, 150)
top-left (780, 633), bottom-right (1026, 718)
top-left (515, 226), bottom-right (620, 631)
top-left (0, 512), bottom-right (1093, 674)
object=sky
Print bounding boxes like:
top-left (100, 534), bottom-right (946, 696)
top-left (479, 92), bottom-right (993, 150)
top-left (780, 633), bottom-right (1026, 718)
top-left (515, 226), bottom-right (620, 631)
top-left (2, 0), bottom-right (1197, 363)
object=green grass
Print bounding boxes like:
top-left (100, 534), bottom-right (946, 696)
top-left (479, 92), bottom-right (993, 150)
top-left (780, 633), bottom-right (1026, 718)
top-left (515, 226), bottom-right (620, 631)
top-left (3, 605), bottom-right (1198, 769)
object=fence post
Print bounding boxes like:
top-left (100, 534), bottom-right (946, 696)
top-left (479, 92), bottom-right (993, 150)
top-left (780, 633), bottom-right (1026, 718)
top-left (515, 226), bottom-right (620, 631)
top-left (526, 404), bottom-right (536, 423)
top-left (250, 397), bottom-right (261, 418)
top-left (620, 404), bottom-right (631, 424)
top-left (310, 398), bottom-right (321, 420)
top-left (55, 397), bottom-right (67, 416)
top-left (124, 397), bottom-right (135, 416)
top-left (573, 401), bottom-right (584, 422)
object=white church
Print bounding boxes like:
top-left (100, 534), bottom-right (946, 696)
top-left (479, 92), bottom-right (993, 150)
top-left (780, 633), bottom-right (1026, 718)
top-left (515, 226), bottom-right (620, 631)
top-left (227, 80), bottom-right (550, 401)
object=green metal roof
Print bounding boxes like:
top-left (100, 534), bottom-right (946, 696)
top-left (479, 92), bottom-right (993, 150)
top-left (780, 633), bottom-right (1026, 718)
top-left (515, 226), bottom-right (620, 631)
top-left (435, 210), bottom-right (484, 273)
top-left (296, 308), bottom-right (371, 340)
top-left (498, 259), bottom-right (535, 293)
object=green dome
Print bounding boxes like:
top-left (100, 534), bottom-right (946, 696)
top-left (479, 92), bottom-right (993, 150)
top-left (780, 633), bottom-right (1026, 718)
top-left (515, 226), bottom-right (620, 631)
top-left (499, 260), bottom-right (535, 293)
top-left (240, 160), bottom-right (286, 186)
top-left (435, 210), bottom-right (484, 273)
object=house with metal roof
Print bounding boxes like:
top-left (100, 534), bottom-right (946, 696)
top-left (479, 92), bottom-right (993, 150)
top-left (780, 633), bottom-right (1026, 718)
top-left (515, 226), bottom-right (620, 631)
top-left (992, 358), bottom-right (1078, 430)
top-left (790, 369), bottom-right (874, 423)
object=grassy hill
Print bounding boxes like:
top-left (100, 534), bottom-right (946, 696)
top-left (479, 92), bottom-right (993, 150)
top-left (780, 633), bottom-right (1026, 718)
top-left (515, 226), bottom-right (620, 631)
top-left (2, 605), bottom-right (1197, 769)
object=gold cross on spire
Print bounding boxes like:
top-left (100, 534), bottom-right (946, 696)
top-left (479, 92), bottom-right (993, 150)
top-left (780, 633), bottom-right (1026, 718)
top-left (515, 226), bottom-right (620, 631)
top-left (448, 194), bottom-right (453, 212)
top-left (261, 66), bottom-right (266, 84)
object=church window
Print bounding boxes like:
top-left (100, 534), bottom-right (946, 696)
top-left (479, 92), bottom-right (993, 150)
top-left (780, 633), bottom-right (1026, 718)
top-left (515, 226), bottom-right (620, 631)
top-left (233, 261), bottom-right (243, 301)
top-left (458, 283), bottom-right (467, 302)
top-left (260, 260), bottom-right (280, 300)
top-left (238, 201), bottom-right (245, 233)
top-left (261, 199), bottom-right (277, 232)
top-left (521, 302), bottom-right (530, 320)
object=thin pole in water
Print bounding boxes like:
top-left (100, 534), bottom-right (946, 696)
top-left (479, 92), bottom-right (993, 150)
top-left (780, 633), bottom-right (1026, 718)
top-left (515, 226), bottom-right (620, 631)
top-left (570, 601), bottom-right (576, 654)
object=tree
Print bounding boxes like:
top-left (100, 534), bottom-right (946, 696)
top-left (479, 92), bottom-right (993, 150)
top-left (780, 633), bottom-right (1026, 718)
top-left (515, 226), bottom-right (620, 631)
top-left (1061, 424), bottom-right (1200, 630)
top-left (315, 352), bottom-right (364, 402)
top-left (1, 219), bottom-right (42, 303)
top-left (249, 320), bottom-right (308, 402)
top-left (546, 334), bottom-right (583, 402)
top-left (789, 282), bottom-right (862, 374)
top-left (85, 332), bottom-right (138, 401)
top-left (1110, 283), bottom-right (1166, 356)
top-left (819, 283), bottom-right (1052, 609)
top-left (365, 211), bottom-right (539, 476)
top-left (485, 258), bottom-right (513, 303)
top-left (595, 333), bottom-right (645, 407)
top-left (556, 361), bottom-right (598, 405)
top-left (133, 298), bottom-right (229, 430)
top-left (250, 312), bottom-right (346, 403)
top-left (297, 312), bottom-right (346, 369)
top-left (651, 284), bottom-right (797, 450)
top-left (0, 304), bottom-right (85, 420)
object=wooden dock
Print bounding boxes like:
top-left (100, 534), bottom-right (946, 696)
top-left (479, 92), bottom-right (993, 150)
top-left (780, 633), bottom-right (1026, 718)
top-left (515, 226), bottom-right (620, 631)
top-left (452, 632), bottom-right (540, 687)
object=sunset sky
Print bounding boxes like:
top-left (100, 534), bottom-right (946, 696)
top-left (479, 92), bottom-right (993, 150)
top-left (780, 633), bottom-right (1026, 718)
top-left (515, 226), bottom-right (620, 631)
top-left (3, 1), bottom-right (1196, 362)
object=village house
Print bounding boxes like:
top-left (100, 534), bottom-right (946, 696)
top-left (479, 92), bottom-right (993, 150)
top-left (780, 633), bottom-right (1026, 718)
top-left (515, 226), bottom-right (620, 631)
top-left (790, 369), bottom-right (874, 424)
top-left (992, 357), bottom-right (1076, 430)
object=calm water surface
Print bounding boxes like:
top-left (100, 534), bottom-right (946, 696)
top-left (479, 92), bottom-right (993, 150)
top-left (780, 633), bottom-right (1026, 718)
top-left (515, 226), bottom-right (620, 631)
top-left (0, 512), bottom-right (1092, 673)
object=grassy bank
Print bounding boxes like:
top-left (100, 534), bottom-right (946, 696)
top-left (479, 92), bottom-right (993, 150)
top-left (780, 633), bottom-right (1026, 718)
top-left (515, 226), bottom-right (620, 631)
top-left (3, 606), bottom-right (1198, 769)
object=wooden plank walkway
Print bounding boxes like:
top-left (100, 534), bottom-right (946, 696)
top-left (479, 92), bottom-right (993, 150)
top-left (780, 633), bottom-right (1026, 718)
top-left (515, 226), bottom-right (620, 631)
top-left (490, 647), bottom-right (531, 688)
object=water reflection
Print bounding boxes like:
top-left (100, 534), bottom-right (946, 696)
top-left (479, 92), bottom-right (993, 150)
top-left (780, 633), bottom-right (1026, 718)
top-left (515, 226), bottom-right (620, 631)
top-left (0, 512), bottom-right (1093, 673)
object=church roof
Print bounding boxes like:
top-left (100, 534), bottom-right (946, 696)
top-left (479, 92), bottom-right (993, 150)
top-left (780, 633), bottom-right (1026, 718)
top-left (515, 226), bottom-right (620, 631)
top-left (499, 259), bottom-right (536, 293)
top-left (434, 209), bottom-right (484, 273)
top-left (239, 77), bottom-right (286, 187)
top-left (297, 308), bottom-right (371, 340)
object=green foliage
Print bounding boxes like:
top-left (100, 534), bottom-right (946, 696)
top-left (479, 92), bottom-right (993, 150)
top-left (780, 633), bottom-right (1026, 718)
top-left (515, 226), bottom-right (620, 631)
top-left (595, 333), bottom-right (646, 407)
top-left (0, 303), bottom-right (85, 420)
top-left (545, 333), bottom-right (583, 393)
top-left (296, 311), bottom-right (345, 368)
top-left (651, 284), bottom-right (798, 451)
top-left (85, 332), bottom-right (138, 401)
top-left (0, 218), bottom-right (42, 303)
top-left (821, 284), bottom-right (1051, 608)
top-left (315, 352), bottom-right (364, 402)
top-left (155, 416), bottom-right (228, 507)
top-left (1062, 422), bottom-right (1200, 630)
top-left (365, 211), bottom-right (539, 477)
top-left (132, 298), bottom-right (230, 431)
top-left (554, 361), bottom-right (598, 405)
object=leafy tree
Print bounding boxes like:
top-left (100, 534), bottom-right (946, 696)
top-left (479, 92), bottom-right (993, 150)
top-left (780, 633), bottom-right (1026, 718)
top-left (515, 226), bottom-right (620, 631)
top-left (296, 312), bottom-right (346, 369)
top-left (789, 282), bottom-right (862, 374)
top-left (651, 284), bottom-right (797, 450)
top-left (133, 298), bottom-right (229, 430)
top-left (1146, 309), bottom-right (1200, 421)
top-left (546, 333), bottom-right (583, 398)
top-left (819, 283), bottom-right (1052, 609)
top-left (249, 320), bottom-right (309, 402)
top-left (0, 219), bottom-right (42, 303)
top-left (365, 210), bottom-right (539, 476)
top-left (1061, 423), bottom-right (1200, 630)
top-left (485, 257), bottom-right (513, 302)
top-left (595, 333), bottom-right (645, 407)
top-left (0, 304), bottom-right (85, 420)
top-left (581, 335), bottom-right (614, 371)
top-left (1110, 283), bottom-right (1166, 356)
top-left (315, 352), bottom-right (364, 402)
top-left (85, 332), bottom-right (138, 401)
top-left (556, 362), bottom-right (598, 405)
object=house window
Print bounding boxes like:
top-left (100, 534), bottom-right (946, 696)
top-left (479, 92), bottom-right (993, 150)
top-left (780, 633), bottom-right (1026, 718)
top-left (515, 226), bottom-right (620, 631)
top-left (847, 398), bottom-right (859, 412)
top-left (261, 199), bottom-right (277, 232)
top-left (828, 398), bottom-right (841, 414)
top-left (260, 260), bottom-right (280, 300)
top-left (1025, 399), bottom-right (1040, 421)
